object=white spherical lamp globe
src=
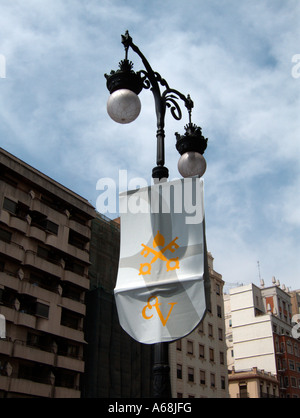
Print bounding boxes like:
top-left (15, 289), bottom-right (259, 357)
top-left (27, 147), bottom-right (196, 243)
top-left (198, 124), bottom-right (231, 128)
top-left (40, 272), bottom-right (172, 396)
top-left (178, 151), bottom-right (207, 178)
top-left (107, 89), bottom-right (141, 124)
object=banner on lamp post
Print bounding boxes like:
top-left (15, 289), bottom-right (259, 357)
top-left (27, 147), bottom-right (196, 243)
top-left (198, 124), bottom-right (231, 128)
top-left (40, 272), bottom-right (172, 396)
top-left (114, 177), bottom-right (210, 344)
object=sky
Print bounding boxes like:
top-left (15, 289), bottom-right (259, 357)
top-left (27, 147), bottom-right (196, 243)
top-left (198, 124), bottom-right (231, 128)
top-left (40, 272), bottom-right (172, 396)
top-left (0, 0), bottom-right (299, 292)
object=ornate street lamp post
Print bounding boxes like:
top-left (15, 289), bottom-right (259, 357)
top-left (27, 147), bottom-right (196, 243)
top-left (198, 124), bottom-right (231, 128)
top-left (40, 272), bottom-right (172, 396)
top-left (105, 31), bottom-right (208, 398)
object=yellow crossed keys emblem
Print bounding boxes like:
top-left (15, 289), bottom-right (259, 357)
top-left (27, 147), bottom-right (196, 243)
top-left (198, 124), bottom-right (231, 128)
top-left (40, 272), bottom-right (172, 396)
top-left (139, 231), bottom-right (180, 275)
top-left (142, 295), bottom-right (177, 326)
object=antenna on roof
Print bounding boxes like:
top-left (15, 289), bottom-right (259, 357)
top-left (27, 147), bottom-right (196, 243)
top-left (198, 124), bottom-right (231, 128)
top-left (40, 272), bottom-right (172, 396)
top-left (257, 261), bottom-right (264, 287)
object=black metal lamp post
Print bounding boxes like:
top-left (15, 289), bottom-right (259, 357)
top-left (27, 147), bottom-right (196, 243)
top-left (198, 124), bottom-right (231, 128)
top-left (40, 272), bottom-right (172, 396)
top-left (105, 31), bottom-right (208, 398)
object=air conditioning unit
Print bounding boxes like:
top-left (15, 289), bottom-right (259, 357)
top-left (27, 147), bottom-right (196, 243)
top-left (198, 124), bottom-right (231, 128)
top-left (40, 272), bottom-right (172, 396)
top-left (0, 314), bottom-right (6, 339)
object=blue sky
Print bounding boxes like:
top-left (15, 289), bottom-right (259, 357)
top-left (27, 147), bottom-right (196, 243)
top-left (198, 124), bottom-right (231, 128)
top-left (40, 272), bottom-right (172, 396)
top-left (0, 0), bottom-right (299, 291)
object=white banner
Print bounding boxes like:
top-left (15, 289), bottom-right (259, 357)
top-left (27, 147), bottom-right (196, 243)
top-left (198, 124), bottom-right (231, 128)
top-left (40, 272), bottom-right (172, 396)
top-left (114, 177), bottom-right (209, 344)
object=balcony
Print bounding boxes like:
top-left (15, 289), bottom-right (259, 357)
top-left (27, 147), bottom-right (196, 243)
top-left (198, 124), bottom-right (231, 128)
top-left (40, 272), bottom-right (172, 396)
top-left (0, 240), bottom-right (24, 262)
top-left (28, 225), bottom-right (46, 242)
top-left (66, 244), bottom-right (90, 264)
top-left (61, 296), bottom-right (85, 316)
top-left (59, 325), bottom-right (85, 343)
top-left (20, 280), bottom-right (55, 301)
top-left (16, 311), bottom-right (37, 329)
top-left (53, 386), bottom-right (80, 398)
top-left (56, 354), bottom-right (84, 373)
top-left (0, 338), bottom-right (13, 356)
top-left (69, 219), bottom-right (90, 239)
top-left (0, 375), bottom-right (9, 392)
top-left (0, 271), bottom-right (19, 291)
top-left (0, 304), bottom-right (16, 323)
top-left (9, 216), bottom-right (28, 234)
top-left (24, 251), bottom-right (63, 278)
top-left (13, 341), bottom-right (55, 366)
top-left (63, 270), bottom-right (89, 290)
top-left (9, 377), bottom-right (53, 397)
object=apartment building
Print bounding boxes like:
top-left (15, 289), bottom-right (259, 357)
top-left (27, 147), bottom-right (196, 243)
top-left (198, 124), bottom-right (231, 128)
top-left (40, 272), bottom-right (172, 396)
top-left (83, 214), bottom-right (153, 398)
top-left (225, 280), bottom-right (300, 397)
top-left (228, 367), bottom-right (279, 398)
top-left (169, 252), bottom-right (229, 398)
top-left (289, 289), bottom-right (300, 318)
top-left (0, 148), bottom-right (95, 397)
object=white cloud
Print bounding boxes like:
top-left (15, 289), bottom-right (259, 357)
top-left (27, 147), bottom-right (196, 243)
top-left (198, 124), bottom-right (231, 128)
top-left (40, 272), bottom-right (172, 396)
top-left (0, 0), bottom-right (299, 290)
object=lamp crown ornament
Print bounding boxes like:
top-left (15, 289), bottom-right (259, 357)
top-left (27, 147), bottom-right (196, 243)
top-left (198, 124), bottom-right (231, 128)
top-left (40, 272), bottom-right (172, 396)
top-left (175, 123), bottom-right (208, 156)
top-left (105, 58), bottom-right (143, 95)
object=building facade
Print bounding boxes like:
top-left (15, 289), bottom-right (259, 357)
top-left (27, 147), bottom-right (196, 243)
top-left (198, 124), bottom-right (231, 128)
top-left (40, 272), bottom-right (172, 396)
top-left (289, 289), bottom-right (300, 318)
top-left (0, 148), bottom-right (95, 397)
top-left (169, 252), bottom-right (229, 398)
top-left (228, 367), bottom-right (279, 398)
top-left (275, 334), bottom-right (300, 397)
top-left (83, 214), bottom-right (153, 398)
top-left (225, 280), bottom-right (300, 398)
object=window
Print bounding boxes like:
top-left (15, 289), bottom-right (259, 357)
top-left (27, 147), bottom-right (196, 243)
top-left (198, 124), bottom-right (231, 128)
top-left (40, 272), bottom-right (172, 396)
top-left (291, 377), bottom-right (297, 388)
top-left (37, 246), bottom-right (49, 260)
top-left (209, 348), bottom-right (214, 362)
top-left (198, 322), bottom-right (204, 334)
top-left (187, 340), bottom-right (193, 355)
top-left (239, 383), bottom-right (248, 398)
top-left (35, 302), bottom-right (49, 319)
top-left (220, 351), bottom-right (225, 365)
top-left (221, 376), bottom-right (226, 390)
top-left (216, 283), bottom-right (220, 295)
top-left (31, 213), bottom-right (58, 235)
top-left (217, 305), bottom-right (222, 318)
top-left (0, 228), bottom-right (12, 243)
top-left (284, 376), bottom-right (289, 388)
top-left (210, 373), bottom-right (216, 388)
top-left (188, 367), bottom-right (194, 383)
top-left (177, 364), bottom-right (182, 379)
top-left (68, 229), bottom-right (88, 250)
top-left (200, 370), bottom-right (205, 385)
top-left (44, 220), bottom-right (59, 235)
top-left (287, 341), bottom-right (293, 354)
top-left (3, 197), bottom-right (17, 214)
top-left (208, 323), bottom-right (213, 337)
top-left (289, 360), bottom-right (295, 371)
top-left (60, 308), bottom-right (81, 330)
top-left (176, 339), bottom-right (182, 351)
top-left (218, 328), bottom-right (223, 341)
top-left (199, 344), bottom-right (205, 359)
top-left (65, 259), bottom-right (85, 276)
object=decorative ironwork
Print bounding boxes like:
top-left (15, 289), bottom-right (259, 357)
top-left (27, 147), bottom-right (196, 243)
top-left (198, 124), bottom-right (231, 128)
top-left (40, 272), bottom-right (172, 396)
top-left (105, 30), bottom-right (207, 180)
top-left (176, 123), bottom-right (208, 156)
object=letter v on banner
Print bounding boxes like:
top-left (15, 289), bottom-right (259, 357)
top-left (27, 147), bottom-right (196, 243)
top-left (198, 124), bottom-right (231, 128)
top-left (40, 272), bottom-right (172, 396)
top-left (114, 177), bottom-right (210, 344)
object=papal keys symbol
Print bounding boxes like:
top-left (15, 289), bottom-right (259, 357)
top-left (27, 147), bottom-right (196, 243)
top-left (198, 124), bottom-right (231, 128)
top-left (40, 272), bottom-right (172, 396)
top-left (139, 231), bottom-right (180, 276)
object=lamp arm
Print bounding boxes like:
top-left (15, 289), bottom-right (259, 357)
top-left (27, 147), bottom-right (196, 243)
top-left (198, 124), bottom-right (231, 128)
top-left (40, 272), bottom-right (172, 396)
top-left (122, 32), bottom-right (166, 168)
top-left (121, 31), bottom-right (194, 178)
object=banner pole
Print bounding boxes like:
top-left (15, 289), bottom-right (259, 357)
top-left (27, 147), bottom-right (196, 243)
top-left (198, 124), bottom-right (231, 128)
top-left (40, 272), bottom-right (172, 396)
top-left (152, 342), bottom-right (172, 398)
